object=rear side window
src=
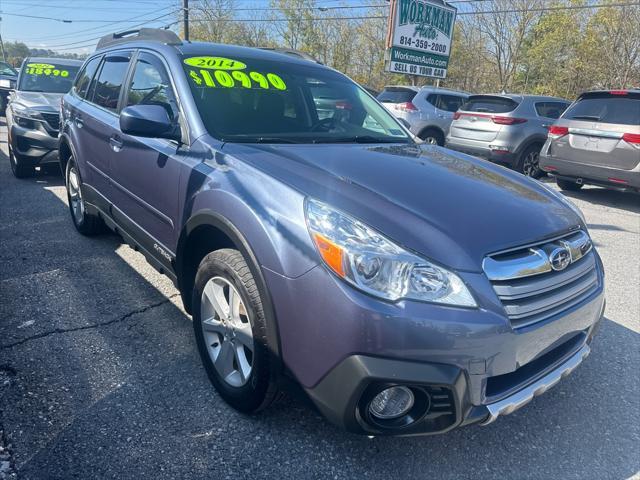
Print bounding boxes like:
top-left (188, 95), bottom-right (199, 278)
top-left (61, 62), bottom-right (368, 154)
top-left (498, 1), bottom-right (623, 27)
top-left (535, 101), bottom-right (569, 119)
top-left (90, 52), bottom-right (131, 112)
top-left (74, 56), bottom-right (101, 99)
top-left (461, 96), bottom-right (518, 113)
top-left (377, 88), bottom-right (416, 104)
top-left (427, 94), bottom-right (466, 112)
top-left (126, 52), bottom-right (178, 121)
top-left (563, 94), bottom-right (640, 125)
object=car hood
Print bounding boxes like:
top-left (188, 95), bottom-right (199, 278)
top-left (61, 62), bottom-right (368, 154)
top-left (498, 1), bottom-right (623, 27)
top-left (11, 91), bottom-right (62, 110)
top-left (220, 142), bottom-right (583, 272)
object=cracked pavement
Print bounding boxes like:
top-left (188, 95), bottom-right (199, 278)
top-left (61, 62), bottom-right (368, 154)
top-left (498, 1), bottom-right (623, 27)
top-left (1, 117), bottom-right (639, 479)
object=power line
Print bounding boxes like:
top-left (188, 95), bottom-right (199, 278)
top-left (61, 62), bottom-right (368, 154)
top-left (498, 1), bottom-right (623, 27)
top-left (182, 1), bottom-right (639, 22)
top-left (0, 2), bottom-right (174, 12)
top-left (40, 10), bottom-right (181, 48)
top-left (2, 9), bottom-right (180, 23)
top-left (3, 5), bottom-right (178, 43)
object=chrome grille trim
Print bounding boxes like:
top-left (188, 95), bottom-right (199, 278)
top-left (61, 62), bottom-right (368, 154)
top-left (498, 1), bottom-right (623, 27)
top-left (483, 230), bottom-right (592, 281)
top-left (484, 230), bottom-right (598, 328)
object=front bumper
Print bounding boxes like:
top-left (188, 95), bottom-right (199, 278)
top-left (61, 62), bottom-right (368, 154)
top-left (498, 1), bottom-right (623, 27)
top-left (446, 137), bottom-right (517, 166)
top-left (540, 153), bottom-right (640, 191)
top-left (265, 253), bottom-right (605, 435)
top-left (9, 120), bottom-right (59, 165)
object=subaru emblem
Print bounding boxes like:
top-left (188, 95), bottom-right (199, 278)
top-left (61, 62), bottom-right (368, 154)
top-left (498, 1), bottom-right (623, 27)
top-left (550, 247), bottom-right (572, 271)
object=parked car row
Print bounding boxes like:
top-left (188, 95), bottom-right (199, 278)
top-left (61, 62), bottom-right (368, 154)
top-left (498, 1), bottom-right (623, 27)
top-left (0, 29), bottom-right (616, 438)
top-left (377, 85), bottom-right (639, 192)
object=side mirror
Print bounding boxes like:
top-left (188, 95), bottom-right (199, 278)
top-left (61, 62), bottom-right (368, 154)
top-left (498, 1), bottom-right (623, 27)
top-left (120, 104), bottom-right (180, 141)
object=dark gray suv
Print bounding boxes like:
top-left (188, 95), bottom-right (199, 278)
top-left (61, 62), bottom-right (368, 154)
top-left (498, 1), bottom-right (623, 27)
top-left (6, 57), bottom-right (82, 177)
top-left (59, 29), bottom-right (605, 436)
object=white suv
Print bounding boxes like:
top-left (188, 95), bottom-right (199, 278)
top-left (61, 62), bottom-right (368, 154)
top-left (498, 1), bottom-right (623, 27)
top-left (377, 86), bottom-right (468, 145)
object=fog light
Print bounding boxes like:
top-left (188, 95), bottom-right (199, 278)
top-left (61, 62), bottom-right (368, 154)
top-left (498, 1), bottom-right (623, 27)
top-left (368, 386), bottom-right (414, 420)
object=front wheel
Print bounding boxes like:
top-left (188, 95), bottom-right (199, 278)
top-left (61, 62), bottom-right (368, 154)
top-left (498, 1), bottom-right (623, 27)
top-left (65, 156), bottom-right (103, 235)
top-left (9, 147), bottom-right (34, 178)
top-left (193, 249), bottom-right (279, 413)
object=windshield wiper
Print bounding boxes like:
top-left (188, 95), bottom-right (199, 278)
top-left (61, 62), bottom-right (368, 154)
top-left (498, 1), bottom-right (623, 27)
top-left (313, 135), bottom-right (406, 144)
top-left (224, 136), bottom-right (300, 144)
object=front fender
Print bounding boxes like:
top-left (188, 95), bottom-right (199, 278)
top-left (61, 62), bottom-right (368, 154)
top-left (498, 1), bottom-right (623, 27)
top-left (178, 157), bottom-right (318, 279)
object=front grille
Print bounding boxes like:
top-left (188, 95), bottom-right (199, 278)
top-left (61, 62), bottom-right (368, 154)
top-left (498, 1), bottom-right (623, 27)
top-left (40, 112), bottom-right (60, 132)
top-left (484, 230), bottom-right (599, 328)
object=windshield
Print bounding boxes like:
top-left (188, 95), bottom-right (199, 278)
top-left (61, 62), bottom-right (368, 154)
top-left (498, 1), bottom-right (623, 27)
top-left (18, 62), bottom-right (80, 93)
top-left (0, 61), bottom-right (17, 76)
top-left (182, 55), bottom-right (411, 144)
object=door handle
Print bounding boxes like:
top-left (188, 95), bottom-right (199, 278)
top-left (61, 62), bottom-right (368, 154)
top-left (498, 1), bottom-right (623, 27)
top-left (74, 116), bottom-right (84, 128)
top-left (109, 136), bottom-right (123, 152)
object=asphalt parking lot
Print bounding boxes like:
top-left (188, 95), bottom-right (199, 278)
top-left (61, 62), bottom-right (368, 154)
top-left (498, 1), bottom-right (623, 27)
top-left (0, 116), bottom-right (638, 480)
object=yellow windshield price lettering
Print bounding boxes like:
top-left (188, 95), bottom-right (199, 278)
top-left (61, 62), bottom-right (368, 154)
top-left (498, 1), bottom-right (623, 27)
top-left (189, 68), bottom-right (287, 91)
top-left (184, 56), bottom-right (246, 71)
top-left (26, 63), bottom-right (55, 69)
top-left (214, 70), bottom-right (234, 87)
top-left (232, 71), bottom-right (251, 88)
top-left (25, 65), bottom-right (69, 77)
top-left (249, 72), bottom-right (269, 89)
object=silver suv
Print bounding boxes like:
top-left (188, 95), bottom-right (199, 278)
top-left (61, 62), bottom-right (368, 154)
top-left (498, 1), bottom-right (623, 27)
top-left (540, 90), bottom-right (640, 192)
top-left (377, 86), bottom-right (468, 145)
top-left (446, 94), bottom-right (570, 177)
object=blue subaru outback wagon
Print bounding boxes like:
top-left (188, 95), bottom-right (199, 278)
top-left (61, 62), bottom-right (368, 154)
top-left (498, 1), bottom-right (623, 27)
top-left (59, 28), bottom-right (605, 436)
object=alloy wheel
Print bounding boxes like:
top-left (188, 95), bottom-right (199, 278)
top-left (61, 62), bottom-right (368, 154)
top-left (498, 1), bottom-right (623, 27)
top-left (200, 276), bottom-right (254, 387)
top-left (67, 165), bottom-right (85, 224)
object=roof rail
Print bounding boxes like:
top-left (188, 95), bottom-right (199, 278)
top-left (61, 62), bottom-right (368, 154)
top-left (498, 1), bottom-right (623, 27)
top-left (257, 47), bottom-right (322, 64)
top-left (96, 28), bottom-right (182, 50)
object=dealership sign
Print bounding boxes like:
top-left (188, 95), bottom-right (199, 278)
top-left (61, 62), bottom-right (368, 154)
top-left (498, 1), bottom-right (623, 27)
top-left (385, 0), bottom-right (457, 78)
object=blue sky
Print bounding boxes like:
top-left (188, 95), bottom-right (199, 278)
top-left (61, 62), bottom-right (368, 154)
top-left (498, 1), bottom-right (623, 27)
top-left (0, 0), bottom-right (376, 55)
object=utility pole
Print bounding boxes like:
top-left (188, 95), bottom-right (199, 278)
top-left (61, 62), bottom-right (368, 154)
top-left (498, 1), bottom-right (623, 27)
top-left (0, 12), bottom-right (6, 62)
top-left (183, 0), bottom-right (189, 41)
top-left (0, 33), bottom-right (6, 63)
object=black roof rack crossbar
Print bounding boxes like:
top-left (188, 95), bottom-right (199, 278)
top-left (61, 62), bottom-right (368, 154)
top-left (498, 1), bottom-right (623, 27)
top-left (257, 47), bottom-right (322, 64)
top-left (96, 28), bottom-right (182, 50)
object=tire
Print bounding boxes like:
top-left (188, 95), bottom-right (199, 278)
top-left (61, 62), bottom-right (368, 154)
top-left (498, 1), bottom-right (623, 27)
top-left (65, 156), bottom-right (103, 235)
top-left (556, 178), bottom-right (584, 191)
top-left (517, 144), bottom-right (544, 178)
top-left (8, 146), bottom-right (34, 178)
top-left (419, 128), bottom-right (444, 146)
top-left (193, 248), bottom-right (279, 413)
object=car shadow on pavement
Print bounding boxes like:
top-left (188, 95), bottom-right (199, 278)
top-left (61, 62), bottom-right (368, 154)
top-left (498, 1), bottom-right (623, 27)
top-left (540, 176), bottom-right (640, 215)
top-left (1, 148), bottom-right (638, 479)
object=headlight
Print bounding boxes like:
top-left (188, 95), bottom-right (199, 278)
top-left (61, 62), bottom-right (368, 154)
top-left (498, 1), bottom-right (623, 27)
top-left (0, 79), bottom-right (12, 88)
top-left (10, 103), bottom-right (41, 128)
top-left (305, 199), bottom-right (477, 307)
